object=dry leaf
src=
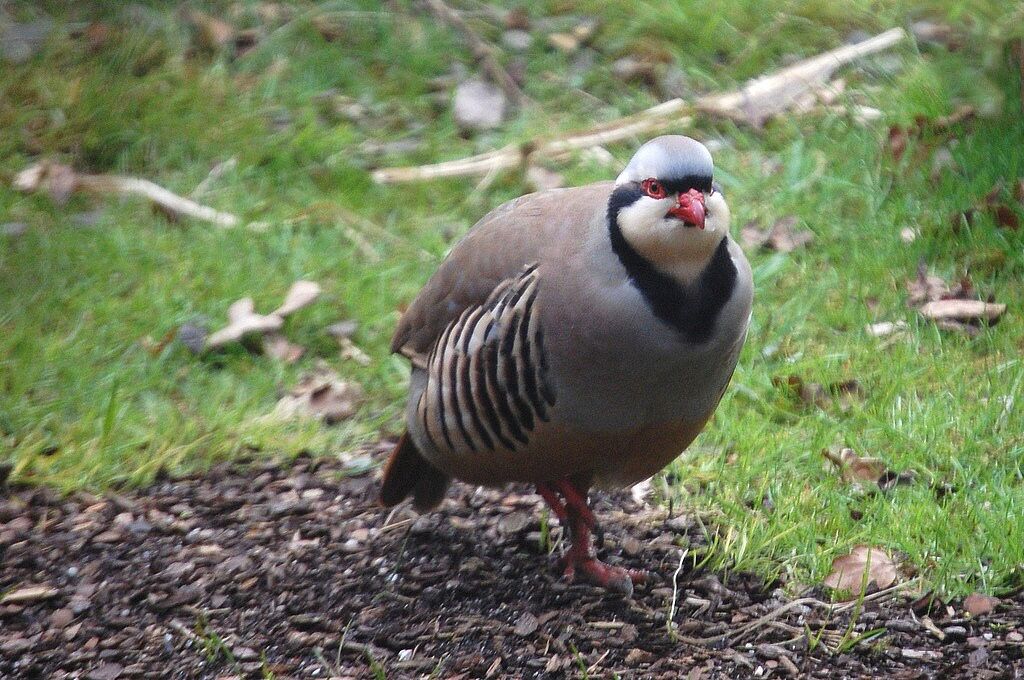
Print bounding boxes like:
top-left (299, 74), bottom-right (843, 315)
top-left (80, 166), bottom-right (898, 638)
top-left (312, 13), bottom-right (347, 41)
top-left (206, 298), bottom-right (283, 349)
top-left (264, 333), bottom-right (305, 364)
top-left (952, 180), bottom-right (1023, 232)
top-left (866, 320), bottom-right (908, 337)
top-left (905, 265), bottom-right (954, 306)
top-left (772, 376), bottom-right (864, 411)
top-left (822, 448), bottom-right (887, 484)
top-left (272, 280), bottom-right (322, 318)
top-left (910, 21), bottom-right (962, 51)
top-left (13, 159), bottom-right (79, 205)
top-left (338, 337), bottom-right (371, 366)
top-left (273, 365), bottom-right (363, 424)
top-left (963, 593), bottom-right (999, 617)
top-left (188, 9), bottom-right (235, 51)
top-left (823, 545), bottom-right (897, 597)
top-left (740, 216), bottom-right (813, 253)
top-left (1, 585), bottom-right (60, 604)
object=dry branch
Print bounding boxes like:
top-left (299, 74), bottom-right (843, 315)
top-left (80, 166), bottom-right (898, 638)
top-left (697, 28), bottom-right (906, 125)
top-left (372, 27), bottom-right (907, 184)
top-left (421, 0), bottom-right (527, 107)
top-left (13, 160), bottom-right (240, 227)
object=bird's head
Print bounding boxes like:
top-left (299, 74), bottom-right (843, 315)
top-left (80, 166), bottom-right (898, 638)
top-left (608, 135), bottom-right (730, 279)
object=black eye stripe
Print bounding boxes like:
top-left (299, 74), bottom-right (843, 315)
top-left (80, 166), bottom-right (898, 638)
top-left (660, 175), bottom-right (713, 194)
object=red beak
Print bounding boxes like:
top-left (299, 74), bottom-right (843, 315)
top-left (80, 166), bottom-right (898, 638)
top-left (667, 189), bottom-right (706, 228)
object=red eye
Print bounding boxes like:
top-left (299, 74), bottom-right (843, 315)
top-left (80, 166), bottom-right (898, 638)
top-left (641, 178), bottom-right (667, 199)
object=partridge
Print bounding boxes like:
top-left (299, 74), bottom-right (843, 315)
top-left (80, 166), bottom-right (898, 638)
top-left (380, 135), bottom-right (753, 594)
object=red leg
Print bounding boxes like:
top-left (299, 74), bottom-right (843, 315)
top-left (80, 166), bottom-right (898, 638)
top-left (537, 478), bottom-right (648, 596)
top-left (536, 482), bottom-right (568, 524)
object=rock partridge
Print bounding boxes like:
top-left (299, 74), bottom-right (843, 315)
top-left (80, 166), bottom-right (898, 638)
top-left (381, 135), bottom-right (753, 594)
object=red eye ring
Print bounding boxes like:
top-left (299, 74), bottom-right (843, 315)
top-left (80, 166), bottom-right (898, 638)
top-left (641, 178), bottom-right (667, 199)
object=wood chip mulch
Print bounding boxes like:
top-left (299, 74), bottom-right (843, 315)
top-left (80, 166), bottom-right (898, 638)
top-left (1, 448), bottom-right (1022, 679)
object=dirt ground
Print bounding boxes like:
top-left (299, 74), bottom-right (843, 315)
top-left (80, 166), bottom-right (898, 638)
top-left (1, 447), bottom-right (1022, 679)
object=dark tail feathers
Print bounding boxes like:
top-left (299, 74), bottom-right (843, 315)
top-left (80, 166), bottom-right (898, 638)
top-left (379, 432), bottom-right (450, 511)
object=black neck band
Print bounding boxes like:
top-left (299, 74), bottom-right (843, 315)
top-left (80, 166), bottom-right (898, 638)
top-left (607, 185), bottom-right (738, 344)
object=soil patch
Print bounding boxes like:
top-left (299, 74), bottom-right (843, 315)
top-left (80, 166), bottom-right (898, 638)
top-left (1, 448), bottom-right (1022, 678)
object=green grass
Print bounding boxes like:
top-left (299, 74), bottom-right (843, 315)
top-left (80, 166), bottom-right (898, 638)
top-left (2, 0), bottom-right (1023, 597)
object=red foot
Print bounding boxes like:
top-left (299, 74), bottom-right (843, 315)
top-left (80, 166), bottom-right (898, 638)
top-left (536, 477), bottom-right (649, 597)
top-left (562, 554), bottom-right (648, 597)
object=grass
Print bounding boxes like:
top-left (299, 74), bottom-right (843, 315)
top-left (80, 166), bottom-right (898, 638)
top-left (1, 0), bottom-right (1023, 598)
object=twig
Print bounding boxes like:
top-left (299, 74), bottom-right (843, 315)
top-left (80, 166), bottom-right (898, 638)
top-left (13, 160), bottom-right (240, 227)
top-left (677, 579), bottom-right (916, 647)
top-left (697, 28), bottom-right (907, 126)
top-left (191, 157), bottom-right (237, 198)
top-left (372, 28), bottom-right (907, 184)
top-left (421, 0), bottom-right (527, 107)
top-left (81, 175), bottom-right (241, 227)
top-left (667, 548), bottom-right (688, 636)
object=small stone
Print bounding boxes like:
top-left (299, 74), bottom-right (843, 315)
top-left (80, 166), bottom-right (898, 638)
top-left (514, 611), bottom-right (539, 636)
top-left (620, 535), bottom-right (642, 556)
top-left (885, 619), bottom-right (917, 633)
top-left (92, 529), bottom-right (123, 543)
top-left (49, 608), bottom-right (75, 629)
top-left (497, 511), bottom-right (531, 535)
top-left (0, 637), bottom-right (32, 655)
top-left (452, 78), bottom-right (506, 131)
top-left (87, 662), bottom-right (124, 680)
top-left (546, 32), bottom-right (579, 53)
top-left (943, 625), bottom-right (967, 641)
top-left (968, 647), bottom-right (989, 666)
top-left (624, 647), bottom-right (652, 665)
top-left (1007, 631), bottom-right (1023, 643)
top-left (1, 222), bottom-right (28, 237)
top-left (901, 649), bottom-right (943, 661)
top-left (233, 646), bottom-right (259, 661)
top-left (964, 593), bottom-right (1000, 617)
top-left (502, 30), bottom-right (531, 51)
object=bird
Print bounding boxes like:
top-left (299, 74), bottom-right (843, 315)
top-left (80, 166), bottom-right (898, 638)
top-left (380, 135), bottom-right (753, 595)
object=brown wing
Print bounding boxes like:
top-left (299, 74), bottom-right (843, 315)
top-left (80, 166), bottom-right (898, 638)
top-left (390, 184), bottom-right (610, 362)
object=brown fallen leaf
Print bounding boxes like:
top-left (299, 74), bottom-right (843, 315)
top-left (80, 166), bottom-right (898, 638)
top-left (905, 264), bottom-right (1004, 335)
top-left (273, 364), bottom-right (363, 424)
top-left (338, 337), bottom-right (371, 366)
top-left (272, 280), bottom-right (322, 318)
top-left (772, 376), bottom-right (865, 412)
top-left (823, 545), bottom-right (897, 597)
top-left (263, 333), bottom-right (305, 364)
top-left (187, 9), bottom-right (235, 51)
top-left (822, 448), bottom-right (887, 484)
top-left (203, 280), bottom-right (321, 351)
top-left (205, 298), bottom-right (283, 349)
top-left (963, 593), bottom-right (999, 617)
top-left (952, 179), bottom-right (1023, 232)
top-left (740, 216), bottom-right (813, 253)
top-left (910, 21), bottom-right (963, 51)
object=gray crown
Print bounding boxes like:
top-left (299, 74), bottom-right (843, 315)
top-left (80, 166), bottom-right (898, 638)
top-left (615, 135), bottom-right (713, 186)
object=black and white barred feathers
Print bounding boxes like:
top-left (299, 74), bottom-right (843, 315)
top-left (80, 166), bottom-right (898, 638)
top-left (416, 265), bottom-right (557, 455)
